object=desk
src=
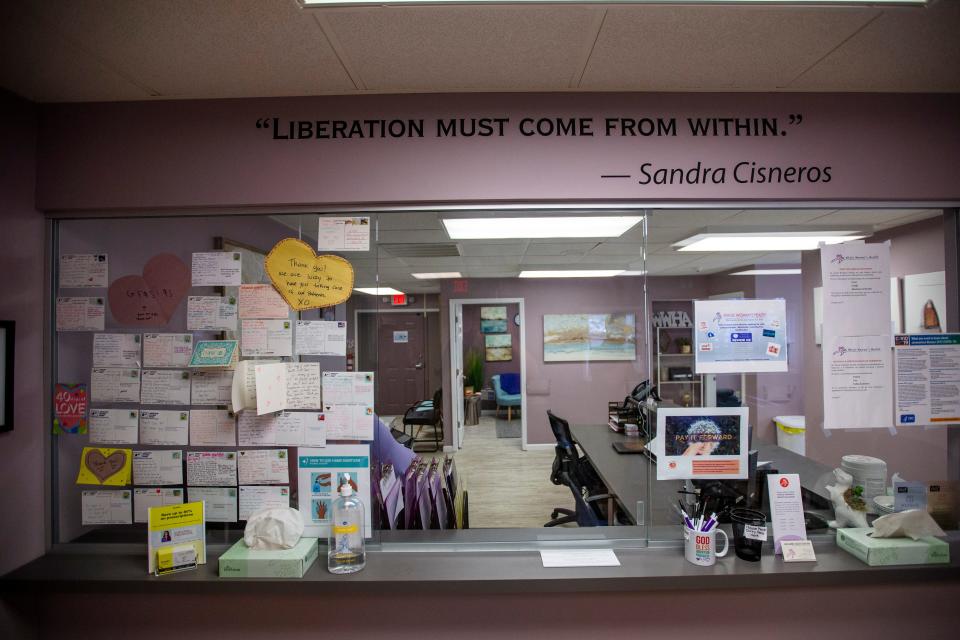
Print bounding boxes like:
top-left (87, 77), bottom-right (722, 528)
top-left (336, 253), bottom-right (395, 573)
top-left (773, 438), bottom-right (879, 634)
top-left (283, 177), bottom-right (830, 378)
top-left (570, 424), bottom-right (836, 530)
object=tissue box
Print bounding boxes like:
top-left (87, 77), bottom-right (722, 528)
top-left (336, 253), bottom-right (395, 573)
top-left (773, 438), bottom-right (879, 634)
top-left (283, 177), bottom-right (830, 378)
top-left (836, 528), bottom-right (949, 566)
top-left (219, 538), bottom-right (319, 578)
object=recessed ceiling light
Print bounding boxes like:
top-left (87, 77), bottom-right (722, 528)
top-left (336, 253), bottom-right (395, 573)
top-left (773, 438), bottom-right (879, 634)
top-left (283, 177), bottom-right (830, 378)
top-left (674, 231), bottom-right (867, 252)
top-left (354, 287), bottom-right (404, 295)
top-left (518, 270), bottom-right (624, 278)
top-left (302, 1), bottom-right (926, 7)
top-left (411, 272), bottom-right (462, 279)
top-left (731, 269), bottom-right (802, 276)
top-left (442, 216), bottom-right (642, 240)
top-left (617, 270), bottom-right (648, 276)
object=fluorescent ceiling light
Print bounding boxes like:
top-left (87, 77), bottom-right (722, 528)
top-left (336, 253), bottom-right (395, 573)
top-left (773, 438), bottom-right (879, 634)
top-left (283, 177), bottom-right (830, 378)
top-left (411, 272), bottom-right (462, 279)
top-left (442, 216), bottom-right (642, 240)
top-left (674, 231), bottom-right (866, 252)
top-left (519, 270), bottom-right (624, 278)
top-left (617, 270), bottom-right (648, 276)
top-left (303, 1), bottom-right (926, 7)
top-left (354, 287), bottom-right (404, 295)
top-left (731, 269), bottom-right (802, 276)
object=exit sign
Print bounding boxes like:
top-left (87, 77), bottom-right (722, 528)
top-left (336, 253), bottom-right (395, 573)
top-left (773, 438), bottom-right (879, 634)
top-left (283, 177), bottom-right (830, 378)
top-left (392, 294), bottom-right (407, 306)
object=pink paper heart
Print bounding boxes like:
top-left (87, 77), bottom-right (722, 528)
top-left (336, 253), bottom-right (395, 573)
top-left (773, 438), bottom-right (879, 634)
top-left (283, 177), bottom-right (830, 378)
top-left (108, 253), bottom-right (190, 326)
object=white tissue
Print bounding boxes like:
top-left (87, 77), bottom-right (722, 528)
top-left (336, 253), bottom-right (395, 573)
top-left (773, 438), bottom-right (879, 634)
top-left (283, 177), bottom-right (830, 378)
top-left (243, 507), bottom-right (305, 550)
top-left (871, 510), bottom-right (946, 540)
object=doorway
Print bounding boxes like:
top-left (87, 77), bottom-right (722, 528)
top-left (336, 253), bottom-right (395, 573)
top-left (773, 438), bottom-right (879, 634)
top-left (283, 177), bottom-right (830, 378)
top-left (449, 298), bottom-right (527, 450)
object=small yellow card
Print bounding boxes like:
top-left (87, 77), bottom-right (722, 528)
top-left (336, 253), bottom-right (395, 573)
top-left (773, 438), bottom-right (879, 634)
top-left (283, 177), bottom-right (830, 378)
top-left (264, 238), bottom-right (354, 310)
top-left (76, 447), bottom-right (132, 486)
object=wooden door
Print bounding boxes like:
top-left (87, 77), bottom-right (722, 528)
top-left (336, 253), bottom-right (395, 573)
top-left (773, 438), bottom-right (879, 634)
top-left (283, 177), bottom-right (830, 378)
top-left (375, 313), bottom-right (428, 416)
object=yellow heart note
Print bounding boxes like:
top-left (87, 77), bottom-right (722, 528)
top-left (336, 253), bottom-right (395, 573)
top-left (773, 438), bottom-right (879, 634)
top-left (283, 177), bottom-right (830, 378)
top-left (265, 238), bottom-right (355, 310)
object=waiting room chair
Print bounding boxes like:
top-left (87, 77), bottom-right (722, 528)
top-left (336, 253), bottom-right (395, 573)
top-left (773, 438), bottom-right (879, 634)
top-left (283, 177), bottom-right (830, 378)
top-left (402, 388), bottom-right (443, 452)
top-left (491, 374), bottom-right (521, 421)
top-left (544, 410), bottom-right (614, 527)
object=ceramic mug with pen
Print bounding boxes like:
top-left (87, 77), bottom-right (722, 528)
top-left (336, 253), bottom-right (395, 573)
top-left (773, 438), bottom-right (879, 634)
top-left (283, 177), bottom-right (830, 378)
top-left (684, 525), bottom-right (729, 566)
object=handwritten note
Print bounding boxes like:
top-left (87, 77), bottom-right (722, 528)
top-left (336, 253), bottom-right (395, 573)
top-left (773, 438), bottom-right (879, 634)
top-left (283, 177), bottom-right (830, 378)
top-left (186, 451), bottom-right (237, 487)
top-left (191, 252), bottom-right (242, 287)
top-left (241, 319), bottom-right (292, 357)
top-left (239, 486), bottom-right (289, 521)
top-left (295, 320), bottom-right (348, 356)
top-left (322, 372), bottom-right (375, 440)
top-left (134, 488), bottom-right (184, 523)
top-left (143, 333), bottom-right (193, 368)
top-left (254, 363), bottom-right (323, 415)
top-left (82, 490), bottom-right (132, 525)
top-left (93, 333), bottom-right (142, 367)
top-left (57, 297), bottom-right (105, 331)
top-left (191, 370), bottom-right (234, 405)
top-left (140, 370), bottom-right (192, 405)
top-left (237, 411), bottom-right (307, 446)
top-left (91, 368), bottom-right (141, 403)
top-left (89, 408), bottom-right (139, 445)
top-left (264, 238), bottom-right (354, 311)
top-left (139, 410), bottom-right (189, 446)
top-left (133, 450), bottom-right (183, 485)
top-left (60, 254), bottom-right (108, 288)
top-left (239, 284), bottom-right (289, 319)
top-left (189, 409), bottom-right (237, 446)
top-left (187, 295), bottom-right (238, 331)
top-left (187, 487), bottom-right (237, 522)
top-left (231, 359), bottom-right (277, 413)
top-left (76, 447), bottom-right (132, 486)
top-left (238, 449), bottom-right (289, 485)
top-left (317, 216), bottom-right (370, 252)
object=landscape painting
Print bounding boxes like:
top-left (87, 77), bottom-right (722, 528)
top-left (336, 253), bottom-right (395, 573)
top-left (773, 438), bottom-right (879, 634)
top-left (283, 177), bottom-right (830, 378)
top-left (480, 306), bottom-right (507, 321)
top-left (480, 319), bottom-right (508, 334)
top-left (543, 313), bottom-right (636, 362)
top-left (484, 334), bottom-right (512, 362)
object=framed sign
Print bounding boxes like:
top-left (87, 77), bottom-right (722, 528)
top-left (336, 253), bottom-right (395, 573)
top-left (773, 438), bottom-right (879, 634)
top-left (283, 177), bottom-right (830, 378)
top-left (0, 321), bottom-right (14, 432)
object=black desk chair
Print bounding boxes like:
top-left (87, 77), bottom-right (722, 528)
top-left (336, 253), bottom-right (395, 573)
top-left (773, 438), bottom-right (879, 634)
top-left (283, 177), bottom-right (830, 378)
top-left (544, 410), bottom-right (614, 527)
top-left (402, 388), bottom-right (443, 452)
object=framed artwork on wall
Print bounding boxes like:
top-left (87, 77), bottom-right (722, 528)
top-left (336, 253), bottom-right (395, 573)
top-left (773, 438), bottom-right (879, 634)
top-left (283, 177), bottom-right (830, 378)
top-left (480, 319), bottom-right (507, 334)
top-left (480, 306), bottom-right (507, 321)
top-left (484, 334), bottom-right (512, 362)
top-left (543, 313), bottom-right (636, 362)
top-left (904, 271), bottom-right (946, 334)
top-left (0, 321), bottom-right (14, 432)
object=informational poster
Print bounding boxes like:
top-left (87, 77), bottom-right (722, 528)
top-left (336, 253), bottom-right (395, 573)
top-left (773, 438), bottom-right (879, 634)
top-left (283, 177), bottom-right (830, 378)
top-left (147, 501), bottom-right (206, 574)
top-left (53, 383), bottom-right (88, 435)
top-left (134, 488), bottom-right (184, 524)
top-left (189, 340), bottom-right (239, 368)
top-left (56, 297), bottom-right (106, 331)
top-left (894, 334), bottom-right (960, 427)
top-left (239, 486), bottom-right (290, 521)
top-left (298, 445), bottom-right (372, 538)
top-left (186, 451), bottom-right (237, 486)
top-left (92, 333), bottom-right (142, 367)
top-left (693, 299), bottom-right (788, 373)
top-left (295, 320), bottom-right (348, 356)
top-left (191, 251), bottom-right (242, 287)
top-left (142, 333), bottom-right (193, 368)
top-left (238, 449), bottom-right (289, 485)
top-left (812, 277), bottom-right (901, 345)
top-left (89, 408), bottom-right (139, 445)
top-left (189, 409), bottom-right (237, 447)
top-left (767, 474), bottom-right (807, 554)
top-left (139, 410), bottom-right (190, 446)
top-left (653, 408), bottom-right (749, 480)
top-left (190, 370), bottom-right (234, 405)
top-left (140, 370), bottom-right (191, 405)
top-left (238, 284), bottom-right (290, 319)
top-left (823, 335), bottom-right (893, 429)
top-left (186, 488), bottom-right (236, 523)
top-left (82, 490), bottom-right (132, 525)
top-left (237, 411), bottom-right (317, 446)
top-left (241, 319), bottom-right (293, 357)
top-left (254, 362), bottom-right (322, 415)
top-left (820, 242), bottom-right (891, 338)
top-left (317, 216), bottom-right (370, 252)
top-left (90, 368), bottom-right (141, 403)
top-left (133, 450), bottom-right (183, 486)
top-left (187, 295), bottom-right (238, 331)
top-left (60, 254), bottom-right (108, 288)
top-left (322, 372), bottom-right (375, 440)
top-left (903, 271), bottom-right (947, 334)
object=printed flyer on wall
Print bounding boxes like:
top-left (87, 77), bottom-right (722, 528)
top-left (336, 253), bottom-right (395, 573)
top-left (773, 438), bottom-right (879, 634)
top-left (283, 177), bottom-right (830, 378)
top-left (653, 408), bottom-right (748, 480)
top-left (823, 334), bottom-right (893, 429)
top-left (694, 299), bottom-right (788, 374)
top-left (297, 445), bottom-right (371, 538)
top-left (894, 334), bottom-right (960, 427)
top-left (820, 241), bottom-right (891, 338)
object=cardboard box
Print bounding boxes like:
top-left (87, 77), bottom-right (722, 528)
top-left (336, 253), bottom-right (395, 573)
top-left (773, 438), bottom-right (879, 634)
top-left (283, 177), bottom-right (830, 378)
top-left (219, 537), bottom-right (319, 578)
top-left (836, 528), bottom-right (949, 566)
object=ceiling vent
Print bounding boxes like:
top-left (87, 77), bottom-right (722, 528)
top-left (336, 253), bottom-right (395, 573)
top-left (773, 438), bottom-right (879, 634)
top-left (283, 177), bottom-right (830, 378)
top-left (379, 243), bottom-right (461, 258)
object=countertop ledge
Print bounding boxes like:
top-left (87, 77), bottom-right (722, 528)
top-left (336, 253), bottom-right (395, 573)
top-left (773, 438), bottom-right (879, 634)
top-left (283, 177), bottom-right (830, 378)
top-left (3, 540), bottom-right (959, 595)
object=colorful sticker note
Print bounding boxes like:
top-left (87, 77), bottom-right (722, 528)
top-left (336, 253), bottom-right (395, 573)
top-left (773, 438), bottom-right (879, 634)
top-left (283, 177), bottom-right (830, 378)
top-left (53, 383), bottom-right (88, 435)
top-left (189, 340), bottom-right (239, 368)
top-left (77, 447), bottom-right (133, 486)
top-left (108, 253), bottom-right (190, 327)
top-left (264, 238), bottom-right (354, 311)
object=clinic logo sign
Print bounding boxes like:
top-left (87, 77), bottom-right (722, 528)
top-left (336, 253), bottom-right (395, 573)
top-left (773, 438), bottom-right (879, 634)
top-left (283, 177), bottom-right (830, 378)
top-left (779, 477), bottom-right (790, 488)
top-left (833, 346), bottom-right (848, 357)
top-left (831, 254), bottom-right (847, 265)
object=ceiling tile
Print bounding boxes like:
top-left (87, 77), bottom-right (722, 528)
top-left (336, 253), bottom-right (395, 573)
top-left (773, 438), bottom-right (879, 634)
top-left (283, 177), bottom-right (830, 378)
top-left (323, 6), bottom-right (601, 91)
top-left (808, 208), bottom-right (934, 226)
top-left (524, 242), bottom-right (597, 257)
top-left (458, 242), bottom-right (526, 258)
top-left (520, 255), bottom-right (584, 266)
top-left (722, 209), bottom-right (837, 225)
top-left (789, 2), bottom-right (960, 92)
top-left (648, 210), bottom-right (741, 228)
top-left (25, 0), bottom-right (355, 100)
top-left (588, 242), bottom-right (645, 257)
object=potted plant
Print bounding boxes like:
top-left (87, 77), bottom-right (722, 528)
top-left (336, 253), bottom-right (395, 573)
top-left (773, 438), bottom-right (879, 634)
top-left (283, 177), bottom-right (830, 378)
top-left (464, 349), bottom-right (484, 396)
top-left (676, 336), bottom-right (692, 354)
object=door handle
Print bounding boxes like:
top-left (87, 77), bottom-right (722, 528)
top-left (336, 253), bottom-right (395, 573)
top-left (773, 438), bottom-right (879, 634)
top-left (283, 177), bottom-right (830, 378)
top-left (414, 362), bottom-right (424, 369)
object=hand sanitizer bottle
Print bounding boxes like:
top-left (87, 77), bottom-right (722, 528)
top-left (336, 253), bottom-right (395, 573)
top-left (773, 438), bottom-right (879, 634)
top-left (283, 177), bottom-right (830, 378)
top-left (328, 473), bottom-right (365, 574)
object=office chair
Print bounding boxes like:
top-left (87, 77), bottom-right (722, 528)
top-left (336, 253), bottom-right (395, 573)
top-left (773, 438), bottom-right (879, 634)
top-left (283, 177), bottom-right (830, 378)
top-left (544, 410), bottom-right (614, 527)
top-left (402, 388), bottom-right (443, 452)
top-left (491, 374), bottom-right (521, 420)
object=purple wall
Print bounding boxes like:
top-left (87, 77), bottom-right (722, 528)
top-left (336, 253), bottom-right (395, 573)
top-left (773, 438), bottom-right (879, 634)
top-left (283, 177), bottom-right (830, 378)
top-left (461, 302), bottom-right (520, 391)
top-left (802, 216), bottom-right (948, 480)
top-left (0, 93), bottom-right (46, 577)
top-left (36, 93), bottom-right (960, 211)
